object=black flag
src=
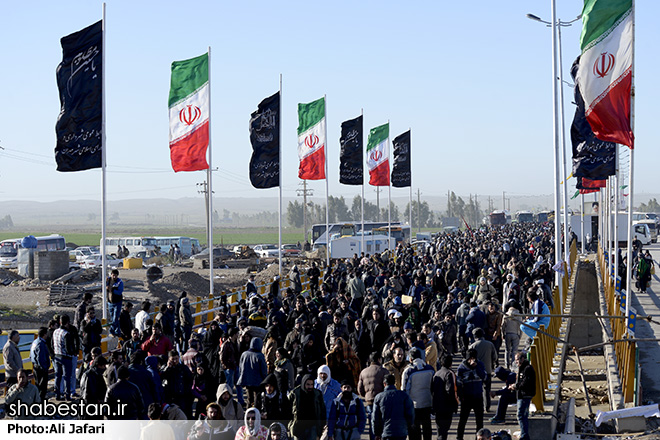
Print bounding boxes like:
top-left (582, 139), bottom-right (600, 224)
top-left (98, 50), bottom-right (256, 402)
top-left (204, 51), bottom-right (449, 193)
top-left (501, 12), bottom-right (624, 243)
top-left (339, 115), bottom-right (363, 185)
top-left (570, 57), bottom-right (615, 181)
top-left (249, 92), bottom-right (280, 188)
top-left (55, 21), bottom-right (103, 172)
top-left (391, 130), bottom-right (411, 188)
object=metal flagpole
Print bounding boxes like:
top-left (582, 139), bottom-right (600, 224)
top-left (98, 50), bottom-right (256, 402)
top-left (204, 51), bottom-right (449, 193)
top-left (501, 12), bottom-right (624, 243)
top-left (387, 120), bottom-right (391, 251)
top-left (581, 194), bottom-right (585, 253)
top-left (324, 94), bottom-right (330, 268)
top-left (625, 0), bottom-right (635, 329)
top-left (409, 128), bottom-right (412, 241)
top-left (614, 147), bottom-right (620, 287)
top-left (278, 75), bottom-right (283, 279)
top-left (558, 20), bottom-right (570, 270)
top-left (551, 0), bottom-right (563, 300)
top-left (361, 109), bottom-right (364, 254)
top-left (101, 2), bottom-right (108, 320)
top-left (208, 46), bottom-right (214, 297)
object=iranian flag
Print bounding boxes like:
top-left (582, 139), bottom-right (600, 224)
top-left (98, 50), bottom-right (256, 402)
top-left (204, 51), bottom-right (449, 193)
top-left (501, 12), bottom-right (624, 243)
top-left (577, 0), bottom-right (633, 148)
top-left (367, 123), bottom-right (390, 186)
top-left (297, 97), bottom-right (326, 180)
top-left (169, 53), bottom-right (210, 172)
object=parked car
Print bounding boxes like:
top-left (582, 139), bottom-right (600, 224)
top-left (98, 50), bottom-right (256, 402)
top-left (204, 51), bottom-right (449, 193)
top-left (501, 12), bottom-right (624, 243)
top-left (190, 247), bottom-right (234, 260)
top-left (253, 244), bottom-right (279, 258)
top-left (281, 244), bottom-right (300, 257)
top-left (81, 254), bottom-right (123, 269)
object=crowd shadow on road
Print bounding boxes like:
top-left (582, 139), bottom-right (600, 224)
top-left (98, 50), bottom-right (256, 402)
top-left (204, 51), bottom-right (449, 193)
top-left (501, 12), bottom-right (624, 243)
top-left (630, 281), bottom-right (660, 404)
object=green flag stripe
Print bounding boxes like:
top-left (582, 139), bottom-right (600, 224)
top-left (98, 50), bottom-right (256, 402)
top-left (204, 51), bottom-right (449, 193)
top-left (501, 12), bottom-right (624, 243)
top-left (169, 53), bottom-right (209, 107)
top-left (297, 97), bottom-right (325, 135)
top-left (367, 123), bottom-right (389, 151)
top-left (580, 0), bottom-right (631, 51)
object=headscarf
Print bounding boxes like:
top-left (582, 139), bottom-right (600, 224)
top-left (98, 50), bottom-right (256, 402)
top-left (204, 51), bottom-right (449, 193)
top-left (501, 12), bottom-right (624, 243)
top-left (316, 364), bottom-right (331, 386)
top-left (244, 407), bottom-right (262, 436)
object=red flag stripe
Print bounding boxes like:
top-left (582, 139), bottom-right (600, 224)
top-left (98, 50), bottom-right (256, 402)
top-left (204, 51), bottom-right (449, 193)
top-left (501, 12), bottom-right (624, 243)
top-left (169, 121), bottom-right (209, 172)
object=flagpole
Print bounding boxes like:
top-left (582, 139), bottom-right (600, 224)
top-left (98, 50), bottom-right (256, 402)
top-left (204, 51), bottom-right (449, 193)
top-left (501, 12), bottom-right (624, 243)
top-left (208, 46), bottom-right (214, 298)
top-left (387, 120), bottom-right (391, 252)
top-left (324, 94), bottom-right (330, 268)
top-left (558, 20), bottom-right (570, 271)
top-left (101, 2), bottom-right (108, 321)
top-left (409, 127), bottom-right (413, 242)
top-left (625, 0), bottom-right (635, 329)
top-left (361, 109), bottom-right (364, 254)
top-left (614, 146), bottom-right (619, 288)
top-left (550, 0), bottom-right (563, 301)
top-left (581, 193), bottom-right (585, 253)
top-left (278, 74), bottom-right (283, 280)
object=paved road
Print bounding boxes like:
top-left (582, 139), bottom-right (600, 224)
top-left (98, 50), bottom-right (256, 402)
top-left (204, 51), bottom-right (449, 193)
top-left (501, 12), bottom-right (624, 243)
top-left (631, 241), bottom-right (660, 404)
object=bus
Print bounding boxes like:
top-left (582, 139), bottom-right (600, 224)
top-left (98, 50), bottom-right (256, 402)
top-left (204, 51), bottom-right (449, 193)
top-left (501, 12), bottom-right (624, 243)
top-left (0, 235), bottom-right (66, 269)
top-left (515, 211), bottom-right (535, 223)
top-left (153, 236), bottom-right (201, 257)
top-left (372, 225), bottom-right (411, 245)
top-left (489, 211), bottom-right (507, 226)
top-left (100, 236), bottom-right (157, 257)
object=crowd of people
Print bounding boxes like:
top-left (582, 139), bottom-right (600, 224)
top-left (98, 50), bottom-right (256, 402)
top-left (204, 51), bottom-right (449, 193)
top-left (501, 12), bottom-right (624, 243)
top-left (2, 223), bottom-right (561, 440)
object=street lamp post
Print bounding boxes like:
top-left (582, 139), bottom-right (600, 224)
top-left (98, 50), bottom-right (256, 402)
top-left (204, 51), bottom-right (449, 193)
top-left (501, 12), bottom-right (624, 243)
top-left (527, 8), bottom-right (580, 313)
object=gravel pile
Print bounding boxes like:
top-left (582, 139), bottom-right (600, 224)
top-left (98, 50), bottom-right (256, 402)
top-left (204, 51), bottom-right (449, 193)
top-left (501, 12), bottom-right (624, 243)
top-left (153, 271), bottom-right (210, 296)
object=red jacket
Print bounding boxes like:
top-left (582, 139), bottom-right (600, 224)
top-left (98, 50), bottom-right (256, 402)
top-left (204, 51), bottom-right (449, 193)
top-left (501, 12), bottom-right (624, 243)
top-left (141, 335), bottom-right (173, 356)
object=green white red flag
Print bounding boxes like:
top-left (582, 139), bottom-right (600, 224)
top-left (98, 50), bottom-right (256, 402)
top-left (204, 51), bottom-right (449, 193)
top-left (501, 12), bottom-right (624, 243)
top-left (577, 0), bottom-right (633, 148)
top-left (297, 97), bottom-right (326, 180)
top-left (168, 53), bottom-right (210, 172)
top-left (366, 123), bottom-right (390, 186)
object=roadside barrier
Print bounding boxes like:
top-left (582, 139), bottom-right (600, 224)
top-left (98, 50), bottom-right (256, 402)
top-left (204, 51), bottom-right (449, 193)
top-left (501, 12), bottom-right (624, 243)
top-left (597, 246), bottom-right (639, 404)
top-left (529, 240), bottom-right (577, 412)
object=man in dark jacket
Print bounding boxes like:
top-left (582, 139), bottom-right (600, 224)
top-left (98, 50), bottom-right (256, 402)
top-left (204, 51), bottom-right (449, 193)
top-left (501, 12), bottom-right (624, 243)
top-left (456, 349), bottom-right (487, 440)
top-left (29, 327), bottom-right (50, 401)
top-left (325, 312), bottom-right (350, 352)
top-left (372, 374), bottom-right (415, 440)
top-left (367, 309), bottom-right (391, 355)
top-left (128, 349), bottom-right (158, 410)
top-left (119, 301), bottom-right (134, 341)
top-left (431, 354), bottom-right (458, 440)
top-left (105, 365), bottom-right (144, 419)
top-left (81, 307), bottom-right (103, 358)
top-left (81, 356), bottom-right (108, 419)
top-left (511, 352), bottom-right (536, 440)
top-left (288, 374), bottom-right (326, 440)
top-left (490, 366), bottom-right (517, 424)
top-left (237, 337), bottom-right (268, 408)
top-left (161, 349), bottom-right (194, 418)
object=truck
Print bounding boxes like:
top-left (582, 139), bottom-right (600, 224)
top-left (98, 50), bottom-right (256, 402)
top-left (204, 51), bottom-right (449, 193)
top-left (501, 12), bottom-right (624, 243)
top-left (568, 214), bottom-right (652, 247)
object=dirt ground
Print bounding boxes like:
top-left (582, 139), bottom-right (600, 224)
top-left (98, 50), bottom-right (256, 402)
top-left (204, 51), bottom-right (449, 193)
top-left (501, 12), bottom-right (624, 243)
top-left (0, 262), bottom-right (284, 328)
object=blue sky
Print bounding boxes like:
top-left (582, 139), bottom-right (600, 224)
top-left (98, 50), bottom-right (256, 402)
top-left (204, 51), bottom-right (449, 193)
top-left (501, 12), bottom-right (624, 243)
top-left (0, 1), bottom-right (657, 208)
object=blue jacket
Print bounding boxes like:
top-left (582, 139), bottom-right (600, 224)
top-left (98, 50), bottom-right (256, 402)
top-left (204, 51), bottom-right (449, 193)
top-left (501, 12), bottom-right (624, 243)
top-left (372, 385), bottom-right (415, 438)
top-left (315, 376), bottom-right (342, 420)
top-left (466, 307), bottom-right (486, 333)
top-left (237, 337), bottom-right (267, 387)
top-left (456, 359), bottom-right (487, 399)
top-left (327, 393), bottom-right (366, 437)
top-left (30, 337), bottom-right (50, 369)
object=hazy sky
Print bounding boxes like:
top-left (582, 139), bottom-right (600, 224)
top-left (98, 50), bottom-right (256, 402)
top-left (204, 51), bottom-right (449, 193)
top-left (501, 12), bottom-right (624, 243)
top-left (0, 1), bottom-right (657, 208)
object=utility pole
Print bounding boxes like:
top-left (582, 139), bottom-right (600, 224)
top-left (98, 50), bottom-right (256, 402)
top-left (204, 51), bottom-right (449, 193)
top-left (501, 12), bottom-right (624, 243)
top-left (197, 181), bottom-right (210, 244)
top-left (475, 194), bottom-right (479, 227)
top-left (502, 191), bottom-right (506, 211)
top-left (296, 181), bottom-right (314, 243)
top-left (447, 189), bottom-right (451, 218)
top-left (417, 188), bottom-right (422, 233)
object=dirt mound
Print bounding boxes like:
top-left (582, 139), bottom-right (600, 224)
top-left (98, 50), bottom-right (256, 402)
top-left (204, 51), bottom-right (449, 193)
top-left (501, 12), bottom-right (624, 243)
top-left (0, 268), bottom-right (24, 284)
top-left (151, 271), bottom-right (211, 297)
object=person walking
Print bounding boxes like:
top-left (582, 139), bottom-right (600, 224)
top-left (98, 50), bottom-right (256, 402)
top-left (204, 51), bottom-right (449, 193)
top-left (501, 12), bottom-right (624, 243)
top-left (106, 268), bottom-right (124, 337)
top-left (469, 328), bottom-right (497, 412)
top-left (237, 337), bottom-right (268, 409)
top-left (288, 374), bottom-right (326, 440)
top-left (456, 349), bottom-right (487, 440)
top-left (372, 374), bottom-right (415, 440)
top-left (510, 352), bottom-right (536, 440)
top-left (357, 353), bottom-right (389, 440)
top-left (431, 354), bottom-right (459, 440)
top-left (327, 381), bottom-right (367, 440)
top-left (401, 348), bottom-right (434, 440)
top-left (3, 330), bottom-right (22, 389)
top-left (29, 327), bottom-right (51, 401)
